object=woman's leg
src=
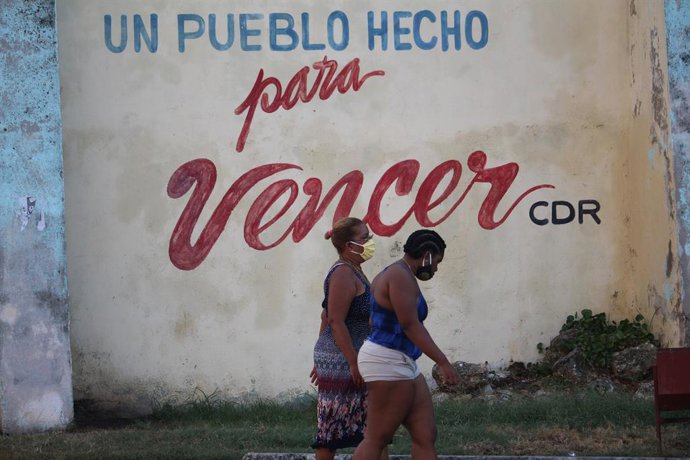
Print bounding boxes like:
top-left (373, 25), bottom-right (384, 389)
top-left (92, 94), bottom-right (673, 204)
top-left (353, 379), bottom-right (415, 460)
top-left (315, 448), bottom-right (335, 460)
top-left (402, 375), bottom-right (438, 459)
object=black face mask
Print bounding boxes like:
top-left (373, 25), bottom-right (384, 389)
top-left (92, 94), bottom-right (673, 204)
top-left (415, 253), bottom-right (434, 281)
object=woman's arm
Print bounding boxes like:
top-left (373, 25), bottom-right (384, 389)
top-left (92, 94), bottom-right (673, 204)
top-left (387, 268), bottom-right (459, 385)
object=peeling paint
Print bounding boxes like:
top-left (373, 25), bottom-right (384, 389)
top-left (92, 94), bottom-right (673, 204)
top-left (0, 305), bottom-right (18, 326)
top-left (14, 196), bottom-right (47, 232)
top-left (20, 120), bottom-right (39, 137)
top-left (650, 26), bottom-right (669, 134)
top-left (17, 392), bottom-right (65, 430)
top-left (665, 0), bottom-right (690, 344)
top-left (648, 146), bottom-right (656, 162)
top-left (0, 0), bottom-right (72, 434)
top-left (665, 280), bottom-right (675, 302)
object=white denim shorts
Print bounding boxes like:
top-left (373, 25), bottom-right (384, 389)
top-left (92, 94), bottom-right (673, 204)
top-left (358, 340), bottom-right (421, 382)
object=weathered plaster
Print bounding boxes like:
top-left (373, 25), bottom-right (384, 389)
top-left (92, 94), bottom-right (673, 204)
top-left (55, 0), bottom-right (687, 413)
top-left (665, 0), bottom-right (690, 345)
top-left (0, 0), bottom-right (73, 433)
top-left (620, 1), bottom-right (685, 348)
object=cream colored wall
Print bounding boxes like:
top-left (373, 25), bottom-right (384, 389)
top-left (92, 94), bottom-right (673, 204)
top-left (624, 1), bottom-right (685, 345)
top-left (57, 0), bottom-right (683, 409)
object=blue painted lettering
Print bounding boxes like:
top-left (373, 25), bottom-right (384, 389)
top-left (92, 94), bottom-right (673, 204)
top-left (178, 14), bottom-right (205, 52)
top-left (466, 11), bottom-right (489, 49)
top-left (368, 11), bottom-right (389, 51)
top-left (368, 10), bottom-right (488, 52)
top-left (240, 13), bottom-right (263, 51)
top-left (133, 14), bottom-right (158, 53)
top-left (270, 13), bottom-right (298, 51)
top-left (104, 14), bottom-right (157, 53)
top-left (301, 13), bottom-right (326, 51)
top-left (393, 11), bottom-right (412, 51)
top-left (209, 14), bottom-right (235, 51)
top-left (440, 11), bottom-right (461, 51)
top-left (104, 10), bottom-right (487, 54)
top-left (104, 15), bottom-right (127, 53)
top-left (327, 11), bottom-right (349, 51)
top-left (413, 11), bottom-right (437, 50)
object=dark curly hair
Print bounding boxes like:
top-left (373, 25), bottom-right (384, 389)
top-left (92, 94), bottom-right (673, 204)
top-left (403, 229), bottom-right (446, 258)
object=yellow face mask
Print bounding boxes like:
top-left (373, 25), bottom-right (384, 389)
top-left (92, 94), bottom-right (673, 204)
top-left (349, 239), bottom-right (376, 261)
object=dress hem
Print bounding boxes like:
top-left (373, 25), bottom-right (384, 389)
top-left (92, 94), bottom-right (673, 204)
top-left (310, 434), bottom-right (364, 451)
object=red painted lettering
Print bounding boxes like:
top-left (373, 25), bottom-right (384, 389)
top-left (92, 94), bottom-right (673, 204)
top-left (291, 172), bottom-right (363, 242)
top-left (414, 160), bottom-right (463, 226)
top-left (365, 160), bottom-right (419, 235)
top-left (167, 159), bottom-right (300, 270)
top-left (244, 179), bottom-right (300, 250)
top-left (465, 150), bottom-right (554, 229)
top-left (244, 171), bottom-right (365, 250)
top-left (234, 56), bottom-right (385, 153)
top-left (167, 153), bottom-right (555, 270)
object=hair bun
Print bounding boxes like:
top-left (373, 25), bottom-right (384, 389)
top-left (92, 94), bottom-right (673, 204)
top-left (324, 229), bottom-right (333, 240)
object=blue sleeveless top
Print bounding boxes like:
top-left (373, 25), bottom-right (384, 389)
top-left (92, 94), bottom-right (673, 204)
top-left (367, 286), bottom-right (428, 360)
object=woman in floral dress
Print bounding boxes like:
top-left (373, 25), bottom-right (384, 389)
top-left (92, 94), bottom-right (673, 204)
top-left (311, 217), bottom-right (379, 459)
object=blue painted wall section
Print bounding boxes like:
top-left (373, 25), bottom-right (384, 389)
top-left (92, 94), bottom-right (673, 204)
top-left (0, 0), bottom-right (73, 433)
top-left (666, 0), bottom-right (690, 345)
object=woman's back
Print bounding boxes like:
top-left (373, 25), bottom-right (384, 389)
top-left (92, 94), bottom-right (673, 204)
top-left (368, 262), bottom-right (428, 360)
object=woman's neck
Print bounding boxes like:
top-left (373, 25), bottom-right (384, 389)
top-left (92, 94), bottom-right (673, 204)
top-left (402, 255), bottom-right (418, 272)
top-left (338, 253), bottom-right (361, 268)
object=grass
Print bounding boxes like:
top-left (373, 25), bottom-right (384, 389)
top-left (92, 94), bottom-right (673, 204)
top-left (1, 391), bottom-right (689, 459)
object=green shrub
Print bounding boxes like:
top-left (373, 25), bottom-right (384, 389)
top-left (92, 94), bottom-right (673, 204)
top-left (558, 309), bottom-right (659, 369)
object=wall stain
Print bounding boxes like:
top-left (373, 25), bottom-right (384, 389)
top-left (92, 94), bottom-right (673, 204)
top-left (668, 78), bottom-right (690, 133)
top-left (648, 126), bottom-right (675, 221)
top-left (174, 312), bottom-right (196, 340)
top-left (34, 290), bottom-right (69, 331)
top-left (20, 120), bottom-right (40, 137)
top-left (35, 290), bottom-right (65, 310)
top-left (650, 26), bottom-right (668, 134)
top-left (663, 148), bottom-right (676, 221)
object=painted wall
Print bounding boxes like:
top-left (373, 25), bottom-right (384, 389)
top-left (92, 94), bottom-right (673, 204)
top-left (624, 1), bottom-right (687, 348)
top-left (0, 0), bottom-right (74, 433)
top-left (56, 0), bottom-right (685, 411)
top-left (666, 0), bottom-right (690, 346)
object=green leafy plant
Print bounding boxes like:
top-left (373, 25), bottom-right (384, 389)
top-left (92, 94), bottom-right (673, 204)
top-left (558, 308), bottom-right (659, 369)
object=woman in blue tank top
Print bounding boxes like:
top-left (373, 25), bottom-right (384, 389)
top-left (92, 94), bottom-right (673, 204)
top-left (354, 230), bottom-right (460, 460)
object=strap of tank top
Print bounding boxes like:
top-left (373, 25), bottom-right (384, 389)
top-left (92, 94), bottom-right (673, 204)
top-left (326, 262), bottom-right (369, 288)
top-left (349, 267), bottom-right (369, 287)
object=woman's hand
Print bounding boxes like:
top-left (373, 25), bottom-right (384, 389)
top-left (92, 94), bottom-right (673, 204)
top-left (310, 366), bottom-right (319, 386)
top-left (349, 362), bottom-right (364, 388)
top-left (437, 361), bottom-right (460, 386)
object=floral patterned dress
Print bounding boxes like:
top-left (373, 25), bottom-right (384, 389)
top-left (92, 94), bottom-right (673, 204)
top-left (312, 264), bottom-right (370, 450)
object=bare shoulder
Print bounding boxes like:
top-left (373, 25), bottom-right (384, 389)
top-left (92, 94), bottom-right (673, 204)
top-left (330, 264), bottom-right (365, 294)
top-left (373, 262), bottom-right (414, 290)
top-left (389, 261), bottom-right (415, 282)
top-left (330, 263), bottom-right (357, 282)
